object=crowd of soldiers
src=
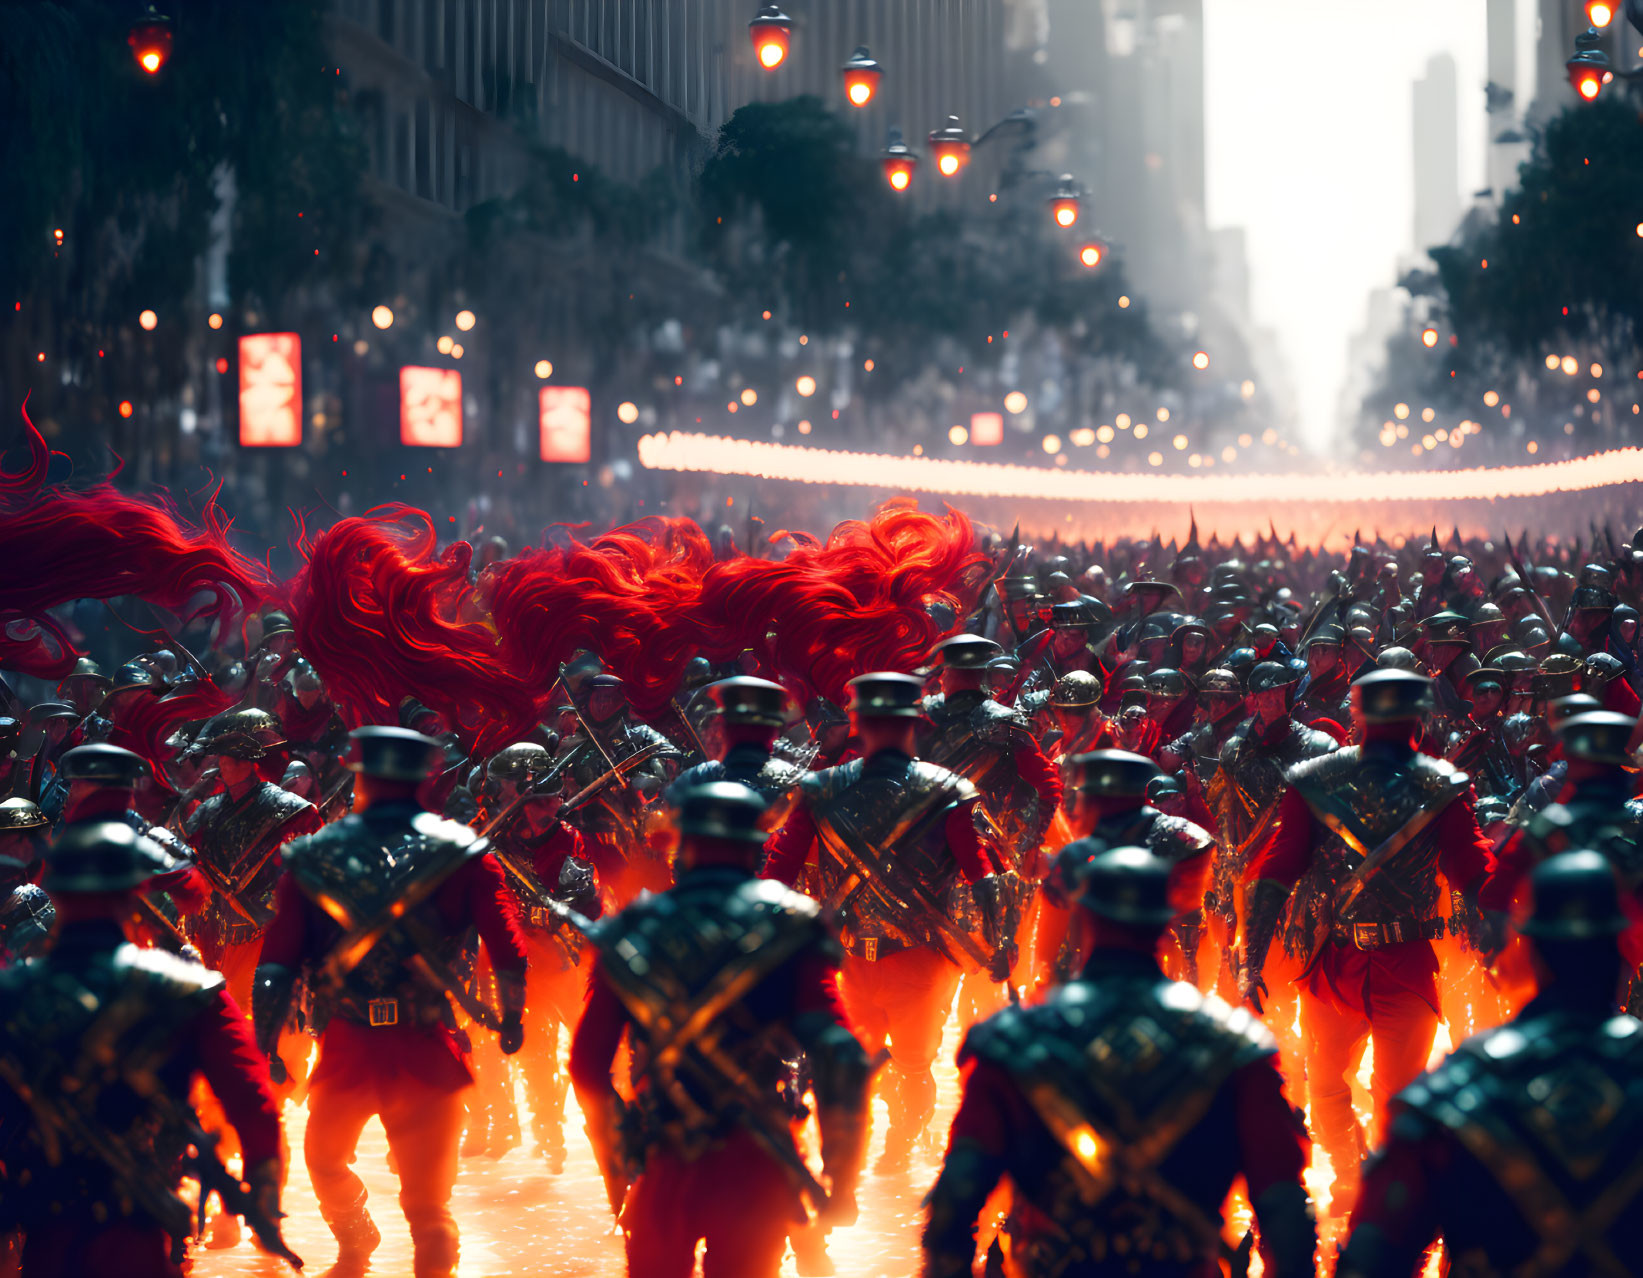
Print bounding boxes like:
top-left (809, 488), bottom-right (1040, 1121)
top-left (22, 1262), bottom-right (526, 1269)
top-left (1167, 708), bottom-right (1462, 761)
top-left (2, 516), bottom-right (1643, 1278)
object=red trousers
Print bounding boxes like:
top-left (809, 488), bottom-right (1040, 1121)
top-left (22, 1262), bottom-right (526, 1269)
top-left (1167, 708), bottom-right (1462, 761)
top-left (21, 1221), bottom-right (175, 1278)
top-left (305, 1069), bottom-right (466, 1276)
top-left (621, 1129), bottom-right (800, 1278)
top-left (840, 946), bottom-right (960, 1144)
top-left (1302, 982), bottom-right (1437, 1202)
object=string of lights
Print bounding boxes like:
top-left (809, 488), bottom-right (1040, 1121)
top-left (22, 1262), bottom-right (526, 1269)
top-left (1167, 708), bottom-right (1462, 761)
top-left (636, 431), bottom-right (1643, 504)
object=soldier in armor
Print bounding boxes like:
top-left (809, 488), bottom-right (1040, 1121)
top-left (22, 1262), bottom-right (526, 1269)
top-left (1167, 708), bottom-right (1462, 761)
top-left (762, 672), bottom-right (1012, 1172)
top-left (55, 656), bottom-right (109, 718)
top-left (1340, 851), bottom-right (1643, 1277)
top-left (802, 696), bottom-right (853, 770)
top-left (669, 677), bottom-right (809, 830)
top-left (1157, 666), bottom-right (1246, 804)
top-left (1036, 750), bottom-right (1215, 988)
top-left (53, 744), bottom-right (206, 921)
top-left (1206, 661), bottom-right (1335, 1012)
top-left (29, 702), bottom-right (79, 822)
top-left (182, 708), bottom-right (320, 1011)
top-left (1240, 669), bottom-right (1495, 1212)
top-left (918, 634), bottom-right (1063, 874)
top-left (1032, 670), bottom-right (1112, 761)
top-left (1143, 666), bottom-right (1198, 746)
top-left (1483, 711), bottom-right (1643, 934)
top-left (253, 726), bottom-right (528, 1278)
top-left (923, 846), bottom-right (1316, 1278)
top-left (1418, 611), bottom-right (1477, 741)
top-left (569, 782), bottom-right (870, 1278)
top-left (0, 821), bottom-right (284, 1278)
top-left (481, 740), bottom-right (602, 1171)
top-left (554, 672), bottom-right (681, 904)
top-left (1293, 625), bottom-right (1353, 738)
top-left (0, 798), bottom-right (52, 963)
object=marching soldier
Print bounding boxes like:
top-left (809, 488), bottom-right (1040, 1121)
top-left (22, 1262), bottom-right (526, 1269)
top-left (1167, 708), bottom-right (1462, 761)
top-left (1035, 750), bottom-right (1215, 987)
top-left (1340, 851), bottom-right (1643, 1277)
top-left (0, 821), bottom-right (288, 1277)
top-left (569, 782), bottom-right (870, 1278)
top-left (918, 634), bottom-right (1063, 873)
top-left (1240, 669), bottom-right (1495, 1211)
top-left (554, 672), bottom-right (680, 903)
top-left (762, 672), bottom-right (1013, 1171)
top-left (182, 707), bottom-right (320, 1008)
top-left (0, 798), bottom-right (52, 962)
top-left (1031, 670), bottom-right (1111, 761)
top-left (253, 726), bottom-right (528, 1278)
top-left (669, 676), bottom-right (809, 829)
top-left (482, 740), bottom-right (602, 1171)
top-left (1157, 666), bottom-right (1246, 788)
top-left (923, 846), bottom-right (1316, 1278)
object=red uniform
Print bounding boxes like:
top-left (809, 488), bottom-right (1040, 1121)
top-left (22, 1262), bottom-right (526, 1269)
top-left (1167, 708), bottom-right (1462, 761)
top-left (257, 802), bottom-right (527, 1276)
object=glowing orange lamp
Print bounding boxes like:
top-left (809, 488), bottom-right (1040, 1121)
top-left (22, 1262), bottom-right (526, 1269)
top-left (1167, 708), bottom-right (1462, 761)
top-left (928, 116), bottom-right (970, 178)
top-left (749, 4), bottom-right (792, 70)
top-left (842, 47), bottom-right (882, 107)
top-left (128, 4), bottom-right (173, 75)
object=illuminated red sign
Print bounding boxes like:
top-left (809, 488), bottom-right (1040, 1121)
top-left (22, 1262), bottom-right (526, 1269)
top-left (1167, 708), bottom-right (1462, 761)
top-left (539, 386), bottom-right (592, 462)
top-left (969, 411), bottom-right (1004, 446)
top-left (238, 333), bottom-right (302, 447)
top-left (400, 366), bottom-right (463, 447)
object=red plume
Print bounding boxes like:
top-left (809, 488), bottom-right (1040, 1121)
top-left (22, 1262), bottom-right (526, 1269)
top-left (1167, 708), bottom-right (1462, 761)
top-left (287, 506), bottom-right (547, 753)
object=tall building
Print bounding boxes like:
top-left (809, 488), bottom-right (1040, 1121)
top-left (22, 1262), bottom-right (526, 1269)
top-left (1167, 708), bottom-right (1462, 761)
top-left (1485, 0), bottom-right (1531, 200)
top-left (1412, 54), bottom-right (1462, 255)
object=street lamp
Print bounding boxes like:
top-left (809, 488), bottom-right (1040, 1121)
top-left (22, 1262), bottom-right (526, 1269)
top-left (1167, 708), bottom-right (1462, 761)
top-left (749, 4), bottom-right (793, 70)
top-left (1567, 27), bottom-right (1612, 99)
top-left (1079, 242), bottom-right (1104, 268)
top-left (928, 116), bottom-right (971, 177)
top-left (1588, 0), bottom-right (1616, 26)
top-left (1048, 175), bottom-right (1082, 228)
top-left (881, 129), bottom-right (918, 192)
top-left (841, 47), bottom-right (882, 107)
top-left (128, 4), bottom-right (173, 75)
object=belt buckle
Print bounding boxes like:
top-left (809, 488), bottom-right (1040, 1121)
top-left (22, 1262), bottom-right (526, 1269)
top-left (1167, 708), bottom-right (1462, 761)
top-left (862, 937), bottom-right (879, 962)
top-left (368, 997), bottom-right (399, 1027)
top-left (1352, 923), bottom-right (1382, 951)
top-left (529, 905), bottom-right (550, 928)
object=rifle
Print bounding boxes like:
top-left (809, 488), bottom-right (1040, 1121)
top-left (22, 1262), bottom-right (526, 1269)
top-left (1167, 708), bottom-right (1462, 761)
top-left (479, 742), bottom-right (663, 842)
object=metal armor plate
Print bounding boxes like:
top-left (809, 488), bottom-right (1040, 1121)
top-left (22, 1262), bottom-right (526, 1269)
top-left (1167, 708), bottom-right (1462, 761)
top-left (963, 974), bottom-right (1273, 1270)
top-left (594, 875), bottom-right (835, 1155)
top-left (185, 782), bottom-right (314, 943)
top-left (919, 691), bottom-right (1042, 860)
top-left (1396, 1010), bottom-right (1643, 1275)
top-left (1284, 747), bottom-right (1467, 930)
top-left (802, 756), bottom-right (976, 947)
top-left (0, 882), bottom-right (55, 963)
top-left (283, 810), bottom-right (486, 1028)
top-left (0, 943), bottom-right (222, 1230)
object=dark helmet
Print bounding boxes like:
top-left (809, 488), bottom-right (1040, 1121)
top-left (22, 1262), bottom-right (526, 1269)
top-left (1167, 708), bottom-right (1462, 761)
top-left (845, 672), bottom-right (925, 719)
top-left (1584, 651), bottom-right (1626, 688)
top-left (1570, 584), bottom-right (1617, 614)
top-left (1557, 711), bottom-right (1637, 767)
top-left (929, 634), bottom-right (1003, 670)
top-left (57, 657), bottom-right (109, 693)
top-left (0, 798), bottom-right (47, 834)
top-left (1064, 749), bottom-right (1157, 797)
top-left (30, 701), bottom-right (79, 725)
top-left (1050, 601), bottom-right (1100, 632)
top-left (43, 821), bottom-right (164, 894)
top-left (681, 656), bottom-right (716, 691)
top-left (346, 726), bottom-right (442, 781)
top-left (675, 781), bottom-right (768, 844)
top-left (1376, 647), bottom-right (1420, 671)
top-left (1547, 693), bottom-right (1602, 733)
top-left (1144, 774), bottom-right (1183, 806)
top-left (1249, 622), bottom-right (1280, 647)
top-left (106, 662), bottom-right (159, 698)
top-left (1533, 654), bottom-right (1584, 701)
top-left (486, 742), bottom-right (552, 784)
top-left (1248, 661), bottom-right (1300, 695)
top-left (1351, 669), bottom-right (1434, 723)
top-left (1421, 611), bottom-right (1470, 648)
top-left (1137, 612), bottom-right (1179, 647)
top-left (707, 676), bottom-right (792, 727)
top-left (1144, 667), bottom-right (1189, 699)
top-left (1075, 846), bottom-right (1177, 927)
top-left (1520, 850), bottom-right (1629, 940)
top-left (259, 610), bottom-right (296, 638)
top-left (805, 697), bottom-right (848, 732)
top-left (1223, 648), bottom-right (1259, 683)
top-left (57, 743), bottom-right (149, 787)
top-left (196, 707), bottom-right (286, 760)
top-left (1471, 601), bottom-right (1506, 628)
top-left (1199, 668), bottom-right (1242, 699)
top-left (1300, 624), bottom-right (1345, 652)
top-left (1051, 670), bottom-right (1102, 710)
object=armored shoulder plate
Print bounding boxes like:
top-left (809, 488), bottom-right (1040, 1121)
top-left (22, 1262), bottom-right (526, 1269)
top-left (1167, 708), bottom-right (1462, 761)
top-left (0, 883), bottom-right (55, 961)
top-left (799, 757), bottom-right (867, 807)
top-left (1148, 812), bottom-right (1216, 863)
top-left (1396, 1010), bottom-right (1643, 1270)
top-left (1285, 745), bottom-right (1467, 800)
top-left (1277, 720), bottom-right (1340, 766)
